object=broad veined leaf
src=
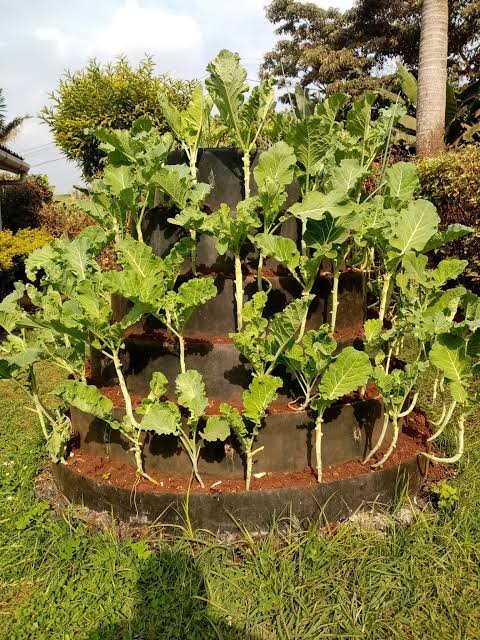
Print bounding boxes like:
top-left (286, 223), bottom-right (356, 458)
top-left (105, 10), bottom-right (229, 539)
top-left (384, 162), bottom-right (419, 201)
top-left (202, 415), bottom-right (231, 442)
top-left (346, 92), bottom-right (376, 137)
top-left (253, 233), bottom-right (300, 273)
top-left (205, 49), bottom-right (248, 146)
top-left (329, 159), bottom-right (366, 194)
top-left (467, 330), bottom-right (480, 359)
top-left (364, 319), bottom-right (383, 343)
top-left (268, 296), bottom-right (314, 355)
top-left (423, 224), bottom-right (473, 253)
top-left (243, 374), bottom-right (282, 424)
top-left (103, 165), bottom-right (134, 195)
top-left (62, 235), bottom-right (97, 281)
top-left (294, 82), bottom-right (315, 119)
top-left (304, 214), bottom-right (352, 253)
top-left (46, 414), bottom-right (71, 463)
top-left (289, 190), bottom-right (352, 221)
top-left (73, 199), bottom-right (112, 227)
top-left (2, 347), bottom-right (42, 369)
top-left (287, 116), bottom-right (328, 178)
top-left (149, 372), bottom-right (169, 399)
top-left (396, 61), bottom-right (417, 105)
top-left (116, 236), bottom-right (165, 282)
top-left (401, 252), bottom-right (429, 285)
top-left (429, 334), bottom-right (472, 382)
top-left (55, 380), bottom-right (113, 420)
top-left (253, 141), bottom-right (296, 193)
top-left (431, 259), bottom-right (468, 287)
top-left (151, 165), bottom-right (194, 209)
top-left (318, 347), bottom-right (372, 400)
top-left (389, 199), bottom-right (440, 254)
top-left (424, 286), bottom-right (467, 318)
top-left (316, 92), bottom-right (350, 126)
top-left (241, 80), bottom-right (276, 145)
top-left (140, 402), bottom-right (181, 435)
top-left (168, 206), bottom-right (206, 231)
top-left (173, 277), bottom-right (217, 331)
top-left (25, 243), bottom-right (57, 282)
top-left (175, 370), bottom-right (208, 422)
top-left (219, 403), bottom-right (248, 438)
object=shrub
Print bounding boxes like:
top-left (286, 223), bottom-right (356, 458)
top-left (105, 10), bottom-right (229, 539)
top-left (0, 175), bottom-right (53, 231)
top-left (37, 199), bottom-right (93, 239)
top-left (416, 145), bottom-right (480, 290)
top-left (0, 227), bottom-right (52, 271)
top-left (0, 227), bottom-right (52, 298)
top-left (40, 56), bottom-right (198, 179)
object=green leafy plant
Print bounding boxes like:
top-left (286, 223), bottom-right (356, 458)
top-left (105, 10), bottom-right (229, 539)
top-left (206, 49), bottom-right (276, 197)
top-left (283, 340), bottom-right (371, 482)
top-left (136, 369), bottom-right (228, 488)
top-left (212, 374), bottom-right (282, 490)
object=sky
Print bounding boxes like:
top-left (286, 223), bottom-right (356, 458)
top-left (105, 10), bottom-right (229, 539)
top-left (1, 0), bottom-right (354, 193)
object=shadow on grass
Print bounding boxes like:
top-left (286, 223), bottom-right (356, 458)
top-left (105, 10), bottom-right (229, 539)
top-left (88, 545), bottom-right (260, 640)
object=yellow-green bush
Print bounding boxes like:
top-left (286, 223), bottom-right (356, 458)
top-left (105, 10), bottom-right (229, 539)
top-left (416, 145), bottom-right (480, 290)
top-left (0, 227), bottom-right (52, 272)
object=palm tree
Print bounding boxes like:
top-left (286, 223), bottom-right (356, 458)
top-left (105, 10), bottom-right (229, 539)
top-left (0, 89), bottom-right (28, 144)
top-left (416, 0), bottom-right (449, 158)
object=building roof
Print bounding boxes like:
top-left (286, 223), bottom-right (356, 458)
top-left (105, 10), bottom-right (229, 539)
top-left (0, 143), bottom-right (30, 175)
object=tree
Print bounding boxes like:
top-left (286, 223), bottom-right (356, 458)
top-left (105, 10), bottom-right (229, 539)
top-left (40, 56), bottom-right (198, 179)
top-left (261, 0), bottom-right (381, 99)
top-left (0, 88), bottom-right (28, 143)
top-left (262, 0), bottom-right (480, 98)
top-left (416, 0), bottom-right (449, 157)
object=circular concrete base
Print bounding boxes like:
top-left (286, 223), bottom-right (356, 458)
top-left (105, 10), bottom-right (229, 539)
top-left (52, 457), bottom-right (425, 532)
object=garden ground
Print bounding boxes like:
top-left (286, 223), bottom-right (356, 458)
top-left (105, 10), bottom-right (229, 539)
top-left (1, 364), bottom-right (480, 640)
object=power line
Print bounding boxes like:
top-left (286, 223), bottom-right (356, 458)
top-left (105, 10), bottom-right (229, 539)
top-left (30, 157), bottom-right (65, 168)
top-left (18, 142), bottom-right (56, 153)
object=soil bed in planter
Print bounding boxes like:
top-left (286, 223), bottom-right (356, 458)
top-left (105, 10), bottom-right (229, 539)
top-left (53, 410), bottom-right (439, 531)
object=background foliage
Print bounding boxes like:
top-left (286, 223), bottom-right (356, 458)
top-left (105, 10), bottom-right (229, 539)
top-left (40, 56), bottom-right (198, 179)
top-left (0, 175), bottom-right (52, 231)
top-left (417, 145), bottom-right (480, 290)
top-left (262, 0), bottom-right (480, 98)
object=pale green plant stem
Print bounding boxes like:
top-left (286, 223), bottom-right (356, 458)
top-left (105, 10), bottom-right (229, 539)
top-left (243, 152), bottom-right (251, 199)
top-left (135, 192), bottom-right (150, 243)
top-left (372, 416), bottom-right (399, 469)
top-left (422, 414), bottom-right (465, 464)
top-left (428, 400), bottom-right (457, 442)
top-left (257, 253), bottom-right (264, 292)
top-left (363, 413), bottom-right (389, 464)
top-left (164, 318), bottom-right (186, 374)
top-left (379, 271), bottom-right (392, 323)
top-left (315, 412), bottom-right (324, 483)
top-left (301, 219), bottom-right (307, 257)
top-left (432, 372), bottom-right (439, 403)
top-left (431, 400), bottom-right (447, 427)
top-left (244, 439), bottom-right (264, 491)
top-left (385, 347), bottom-right (393, 374)
top-left (111, 351), bottom-right (158, 484)
top-left (370, 392), bottom-right (418, 469)
top-left (330, 264), bottom-right (340, 334)
top-left (178, 427), bottom-right (204, 488)
top-left (234, 253), bottom-right (243, 330)
top-left (190, 230), bottom-right (197, 276)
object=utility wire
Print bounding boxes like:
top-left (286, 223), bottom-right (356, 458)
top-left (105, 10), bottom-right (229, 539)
top-left (30, 157), bottom-right (65, 168)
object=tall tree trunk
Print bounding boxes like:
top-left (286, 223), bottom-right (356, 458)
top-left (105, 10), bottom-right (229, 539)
top-left (416, 0), bottom-right (449, 158)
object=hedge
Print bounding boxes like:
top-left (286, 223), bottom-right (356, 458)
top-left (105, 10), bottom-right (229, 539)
top-left (416, 145), bottom-right (480, 291)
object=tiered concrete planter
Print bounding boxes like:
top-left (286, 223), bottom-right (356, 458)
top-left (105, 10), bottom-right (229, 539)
top-left (55, 149), bottom-right (424, 528)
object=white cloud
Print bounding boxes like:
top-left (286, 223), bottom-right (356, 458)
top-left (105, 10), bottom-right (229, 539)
top-left (91, 0), bottom-right (205, 75)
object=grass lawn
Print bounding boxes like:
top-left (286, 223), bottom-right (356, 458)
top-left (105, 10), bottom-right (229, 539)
top-left (1, 364), bottom-right (480, 639)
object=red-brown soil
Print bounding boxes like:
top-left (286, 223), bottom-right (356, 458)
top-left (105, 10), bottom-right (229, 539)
top-left (66, 408), bottom-right (446, 495)
top-left (91, 380), bottom-right (380, 413)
